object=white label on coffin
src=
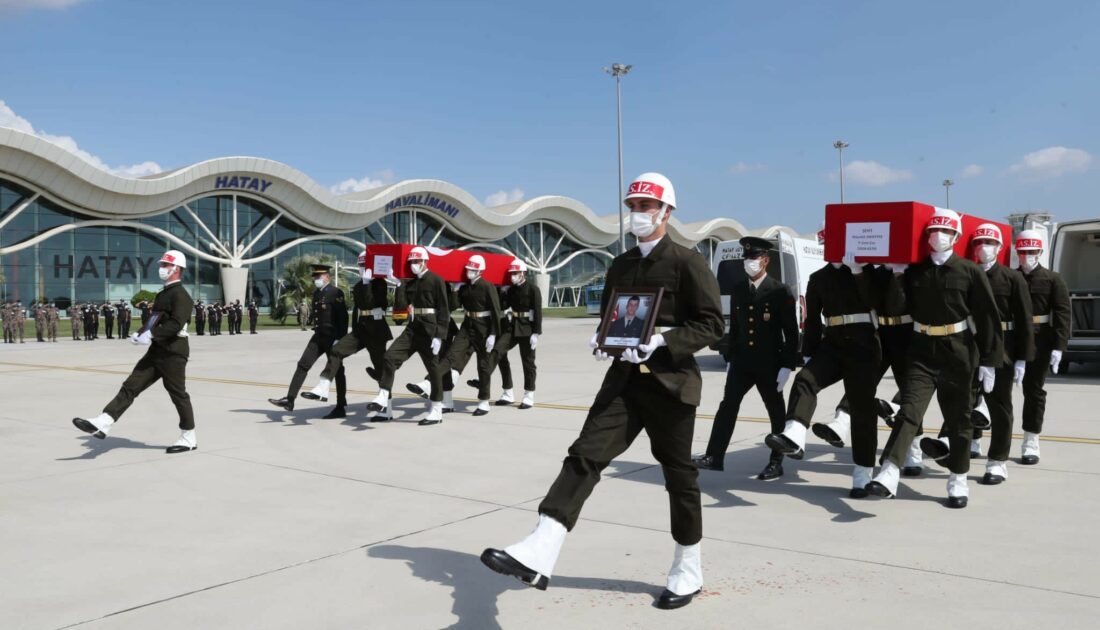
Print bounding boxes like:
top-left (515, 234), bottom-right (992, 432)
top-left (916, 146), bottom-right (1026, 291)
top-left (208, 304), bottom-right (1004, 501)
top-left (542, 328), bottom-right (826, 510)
top-left (373, 255), bottom-right (393, 276)
top-left (845, 222), bottom-right (891, 257)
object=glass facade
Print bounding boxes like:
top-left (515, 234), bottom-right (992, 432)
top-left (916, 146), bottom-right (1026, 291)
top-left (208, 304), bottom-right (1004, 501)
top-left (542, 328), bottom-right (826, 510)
top-left (0, 177), bottom-right (693, 309)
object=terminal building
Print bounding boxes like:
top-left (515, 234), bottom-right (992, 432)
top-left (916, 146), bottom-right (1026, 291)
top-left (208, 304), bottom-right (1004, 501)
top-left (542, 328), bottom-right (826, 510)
top-left (0, 127), bottom-right (784, 308)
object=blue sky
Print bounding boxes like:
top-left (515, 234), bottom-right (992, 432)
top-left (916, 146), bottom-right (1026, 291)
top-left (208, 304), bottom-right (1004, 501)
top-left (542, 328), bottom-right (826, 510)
top-left (1, 0), bottom-right (1097, 231)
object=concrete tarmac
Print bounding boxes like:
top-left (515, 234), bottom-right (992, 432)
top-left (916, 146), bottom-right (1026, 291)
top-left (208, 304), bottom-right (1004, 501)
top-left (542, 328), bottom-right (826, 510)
top-left (2, 319), bottom-right (1099, 629)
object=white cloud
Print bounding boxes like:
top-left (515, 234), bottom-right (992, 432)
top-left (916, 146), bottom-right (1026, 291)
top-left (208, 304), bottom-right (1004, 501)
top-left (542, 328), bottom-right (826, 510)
top-left (0, 0), bottom-right (89, 13)
top-left (484, 188), bottom-right (525, 206)
top-left (1008, 146), bottom-right (1092, 182)
top-left (0, 100), bottom-right (163, 176)
top-left (729, 161), bottom-right (767, 174)
top-left (329, 169), bottom-right (395, 194)
top-left (960, 164), bottom-right (984, 178)
top-left (829, 160), bottom-right (913, 187)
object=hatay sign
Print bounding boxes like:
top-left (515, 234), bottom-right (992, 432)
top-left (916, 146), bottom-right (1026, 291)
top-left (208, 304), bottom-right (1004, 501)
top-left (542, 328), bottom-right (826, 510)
top-left (214, 175), bottom-right (273, 193)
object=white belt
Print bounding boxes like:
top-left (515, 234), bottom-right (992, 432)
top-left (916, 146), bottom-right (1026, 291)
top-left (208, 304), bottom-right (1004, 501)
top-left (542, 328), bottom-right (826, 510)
top-left (825, 313), bottom-right (874, 326)
top-left (913, 319), bottom-right (969, 336)
top-left (358, 309), bottom-right (386, 320)
top-left (1002, 321), bottom-right (1014, 331)
top-left (878, 314), bottom-right (913, 326)
top-left (515, 310), bottom-right (535, 319)
top-left (465, 310), bottom-right (491, 318)
top-left (1033, 314), bottom-right (1051, 324)
top-left (412, 308), bottom-right (436, 315)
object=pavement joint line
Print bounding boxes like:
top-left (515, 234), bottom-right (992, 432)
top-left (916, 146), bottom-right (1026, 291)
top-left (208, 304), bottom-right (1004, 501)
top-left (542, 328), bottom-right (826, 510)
top-left (6, 359), bottom-right (1100, 447)
top-left (0, 446), bottom-right (245, 487)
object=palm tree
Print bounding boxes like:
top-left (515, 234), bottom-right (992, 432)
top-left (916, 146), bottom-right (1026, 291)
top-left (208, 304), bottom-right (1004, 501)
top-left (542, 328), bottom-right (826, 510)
top-left (277, 254), bottom-right (350, 324)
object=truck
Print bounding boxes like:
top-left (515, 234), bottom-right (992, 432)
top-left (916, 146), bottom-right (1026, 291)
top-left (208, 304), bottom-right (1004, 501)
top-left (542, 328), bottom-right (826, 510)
top-left (710, 231), bottom-right (827, 356)
top-left (1050, 219), bottom-right (1100, 372)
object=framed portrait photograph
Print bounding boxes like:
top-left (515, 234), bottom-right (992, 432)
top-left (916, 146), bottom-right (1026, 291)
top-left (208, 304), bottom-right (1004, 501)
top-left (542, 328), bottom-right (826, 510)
top-left (596, 287), bottom-right (664, 356)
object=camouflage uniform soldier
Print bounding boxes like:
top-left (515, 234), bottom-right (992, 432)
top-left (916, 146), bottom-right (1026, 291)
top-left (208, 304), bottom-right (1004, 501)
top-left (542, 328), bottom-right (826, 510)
top-left (47, 303), bottom-right (60, 341)
top-left (15, 301), bottom-right (25, 343)
top-left (70, 304), bottom-right (83, 340)
top-left (35, 303), bottom-right (47, 342)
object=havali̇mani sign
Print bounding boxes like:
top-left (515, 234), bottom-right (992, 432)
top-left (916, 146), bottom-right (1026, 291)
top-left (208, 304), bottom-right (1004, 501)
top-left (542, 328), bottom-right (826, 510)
top-left (214, 175), bottom-right (273, 193)
top-left (383, 194), bottom-right (461, 219)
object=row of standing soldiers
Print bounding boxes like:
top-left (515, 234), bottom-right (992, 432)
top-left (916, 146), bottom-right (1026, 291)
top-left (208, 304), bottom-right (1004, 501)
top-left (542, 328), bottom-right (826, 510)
top-left (191, 300), bottom-right (259, 335)
top-left (67, 301), bottom-right (134, 341)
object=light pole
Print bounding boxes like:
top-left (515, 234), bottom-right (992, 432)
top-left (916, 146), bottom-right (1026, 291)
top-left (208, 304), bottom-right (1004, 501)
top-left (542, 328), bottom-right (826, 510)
top-left (604, 62), bottom-right (632, 251)
top-left (942, 179), bottom-right (954, 208)
top-left (833, 140), bottom-right (849, 203)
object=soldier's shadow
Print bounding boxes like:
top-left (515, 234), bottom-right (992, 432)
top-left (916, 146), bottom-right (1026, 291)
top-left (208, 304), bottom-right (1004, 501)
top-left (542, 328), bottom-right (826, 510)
top-left (58, 435), bottom-right (164, 460)
top-left (367, 545), bottom-right (659, 630)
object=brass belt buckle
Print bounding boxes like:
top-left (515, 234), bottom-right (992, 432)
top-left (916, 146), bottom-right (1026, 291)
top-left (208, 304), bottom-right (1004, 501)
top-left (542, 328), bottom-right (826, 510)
top-left (639, 364), bottom-right (651, 374)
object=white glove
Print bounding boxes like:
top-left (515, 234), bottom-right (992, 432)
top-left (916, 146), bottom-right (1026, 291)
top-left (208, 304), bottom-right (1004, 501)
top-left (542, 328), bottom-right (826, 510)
top-left (529, 333), bottom-right (538, 349)
top-left (619, 347), bottom-right (650, 364)
top-left (589, 332), bottom-right (599, 349)
top-left (361, 268), bottom-right (373, 281)
top-left (776, 367), bottom-right (792, 392)
top-left (843, 252), bottom-right (863, 274)
top-left (1050, 349), bottom-right (1063, 374)
top-left (486, 334), bottom-right (495, 353)
top-left (637, 333), bottom-right (666, 356)
top-left (177, 323), bottom-right (189, 338)
top-left (978, 366), bottom-right (996, 393)
top-left (1014, 360), bottom-right (1026, 385)
top-left (131, 330), bottom-right (152, 346)
top-left (594, 349), bottom-right (611, 361)
top-left (887, 263), bottom-right (908, 274)
top-left (371, 307), bottom-right (384, 319)
top-left (431, 338), bottom-right (442, 355)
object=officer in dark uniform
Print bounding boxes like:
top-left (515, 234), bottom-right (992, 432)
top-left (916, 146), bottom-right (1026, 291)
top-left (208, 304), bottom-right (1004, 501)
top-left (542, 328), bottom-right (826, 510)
top-left (491, 258), bottom-right (543, 409)
top-left (435, 255), bottom-right (502, 416)
top-left (694, 236), bottom-right (798, 480)
top-left (118, 300), bottom-right (132, 338)
top-left (268, 264), bottom-right (348, 412)
top-left (481, 172), bottom-right (723, 610)
top-left (1015, 229), bottom-right (1071, 465)
top-left (248, 301), bottom-right (259, 334)
top-left (867, 209), bottom-right (1002, 508)
top-left (302, 251), bottom-right (394, 419)
top-left (923, 224), bottom-right (1034, 484)
top-left (83, 304), bottom-right (95, 341)
top-left (73, 250), bottom-right (197, 454)
top-left (103, 302), bottom-right (116, 339)
top-left (194, 300), bottom-right (206, 335)
top-left (139, 300), bottom-right (151, 327)
top-left (368, 247), bottom-right (451, 425)
top-left (207, 302), bottom-right (218, 335)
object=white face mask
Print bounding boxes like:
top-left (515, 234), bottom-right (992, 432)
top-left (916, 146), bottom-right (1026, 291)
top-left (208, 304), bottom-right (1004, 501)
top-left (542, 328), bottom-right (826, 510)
top-left (1019, 254), bottom-right (1040, 271)
top-left (976, 244), bottom-right (999, 264)
top-left (466, 269), bottom-right (480, 282)
top-left (313, 278), bottom-right (325, 289)
top-left (158, 266), bottom-right (173, 281)
top-left (511, 273), bottom-right (524, 285)
top-left (744, 258), bottom-right (763, 278)
top-left (928, 232), bottom-right (955, 253)
top-left (629, 207), bottom-right (665, 238)
top-left (410, 262), bottom-right (426, 276)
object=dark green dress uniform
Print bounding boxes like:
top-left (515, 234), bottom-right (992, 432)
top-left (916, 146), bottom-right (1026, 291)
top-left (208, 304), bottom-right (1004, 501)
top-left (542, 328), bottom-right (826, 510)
top-left (103, 282), bottom-right (196, 429)
top-left (778, 263), bottom-right (882, 468)
top-left (276, 278), bottom-right (349, 407)
top-left (946, 263), bottom-right (1034, 462)
top-left (701, 273), bottom-right (798, 470)
top-left (1020, 264), bottom-right (1071, 435)
top-left (103, 303), bottom-right (115, 339)
top-left (495, 279), bottom-right (543, 395)
top-left (318, 278), bottom-right (393, 383)
top-left (248, 302), bottom-right (259, 334)
top-left (378, 270), bottom-right (451, 403)
top-left (118, 303), bottom-right (132, 338)
top-left (439, 277), bottom-right (502, 401)
top-left (880, 255), bottom-right (1002, 475)
top-left (538, 237), bottom-right (723, 546)
top-left (194, 302), bottom-right (205, 335)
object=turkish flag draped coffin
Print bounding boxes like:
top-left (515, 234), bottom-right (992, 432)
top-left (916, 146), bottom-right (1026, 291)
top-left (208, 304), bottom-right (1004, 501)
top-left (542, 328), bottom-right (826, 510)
top-left (365, 244), bottom-right (513, 285)
top-left (823, 202), bottom-right (1012, 265)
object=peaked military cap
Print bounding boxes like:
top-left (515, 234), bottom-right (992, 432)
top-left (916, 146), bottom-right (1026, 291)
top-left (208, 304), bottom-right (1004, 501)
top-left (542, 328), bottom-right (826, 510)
top-left (739, 236), bottom-right (774, 258)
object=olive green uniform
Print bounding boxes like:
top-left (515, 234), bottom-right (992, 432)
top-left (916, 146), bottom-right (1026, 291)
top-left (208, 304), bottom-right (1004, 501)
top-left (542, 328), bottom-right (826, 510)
top-left (1020, 265), bottom-right (1071, 435)
top-left (379, 270), bottom-right (451, 403)
top-left (538, 237), bottom-right (723, 546)
top-left (439, 277), bottom-right (502, 401)
top-left (882, 255), bottom-right (1002, 474)
top-left (283, 283), bottom-right (348, 401)
top-left (103, 282), bottom-right (196, 429)
top-left (496, 280), bottom-right (543, 393)
top-left (320, 278), bottom-right (393, 381)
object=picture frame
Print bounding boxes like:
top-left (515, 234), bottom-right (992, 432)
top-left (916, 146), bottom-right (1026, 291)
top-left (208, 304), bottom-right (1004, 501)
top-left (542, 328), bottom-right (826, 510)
top-left (595, 287), bottom-right (664, 357)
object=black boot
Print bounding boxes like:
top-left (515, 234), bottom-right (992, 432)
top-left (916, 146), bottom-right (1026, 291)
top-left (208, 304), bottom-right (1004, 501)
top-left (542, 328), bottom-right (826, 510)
top-left (756, 454), bottom-right (784, 480)
top-left (480, 549), bottom-right (549, 590)
top-left (322, 406), bottom-right (346, 419)
top-left (691, 453), bottom-right (723, 471)
top-left (268, 397), bottom-right (294, 411)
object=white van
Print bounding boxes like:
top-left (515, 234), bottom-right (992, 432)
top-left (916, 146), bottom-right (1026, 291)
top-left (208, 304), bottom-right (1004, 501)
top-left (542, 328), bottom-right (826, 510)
top-left (1050, 219), bottom-right (1100, 371)
top-left (710, 232), bottom-right (827, 355)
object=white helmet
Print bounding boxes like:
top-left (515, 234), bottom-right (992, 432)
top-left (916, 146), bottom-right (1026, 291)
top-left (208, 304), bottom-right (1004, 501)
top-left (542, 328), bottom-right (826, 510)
top-left (159, 250), bottom-right (187, 268)
top-left (465, 254), bottom-right (486, 271)
top-left (970, 223), bottom-right (1003, 245)
top-left (816, 220), bottom-right (826, 246)
top-left (408, 246), bottom-right (429, 262)
top-left (1015, 229), bottom-right (1044, 251)
top-left (624, 172), bottom-right (676, 209)
top-left (508, 258), bottom-right (527, 273)
top-left (357, 250), bottom-right (368, 268)
top-left (925, 208), bottom-right (962, 234)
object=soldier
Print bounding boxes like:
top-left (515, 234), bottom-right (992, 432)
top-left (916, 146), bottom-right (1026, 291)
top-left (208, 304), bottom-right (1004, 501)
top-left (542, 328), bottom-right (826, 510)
top-left (47, 302), bottom-right (60, 342)
top-left (139, 300), bottom-right (151, 327)
top-left (34, 302), bottom-right (46, 342)
top-left (83, 304), bottom-right (95, 341)
top-left (921, 224), bottom-right (1034, 484)
top-left (298, 300), bottom-right (309, 331)
top-left (14, 301), bottom-right (25, 343)
top-left (367, 247), bottom-right (451, 425)
top-left (481, 172), bottom-right (723, 610)
top-left (866, 209), bottom-right (1002, 508)
top-left (194, 300), bottom-right (205, 335)
top-left (205, 302), bottom-right (216, 335)
top-left (72, 250), bottom-right (197, 454)
top-left (694, 236), bottom-right (798, 480)
top-left (1015, 229), bottom-right (1071, 465)
top-left (491, 258), bottom-right (543, 409)
top-left (268, 265), bottom-right (348, 412)
top-left (92, 303), bottom-right (100, 339)
top-left (228, 300), bottom-right (238, 335)
top-left (70, 304), bottom-right (82, 341)
top-left (118, 301), bottom-right (132, 339)
top-left (302, 252), bottom-right (394, 419)
top-left (435, 255), bottom-right (502, 416)
top-left (248, 300), bottom-right (259, 334)
top-left (103, 301), bottom-right (116, 339)
top-left (1, 302), bottom-right (9, 343)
